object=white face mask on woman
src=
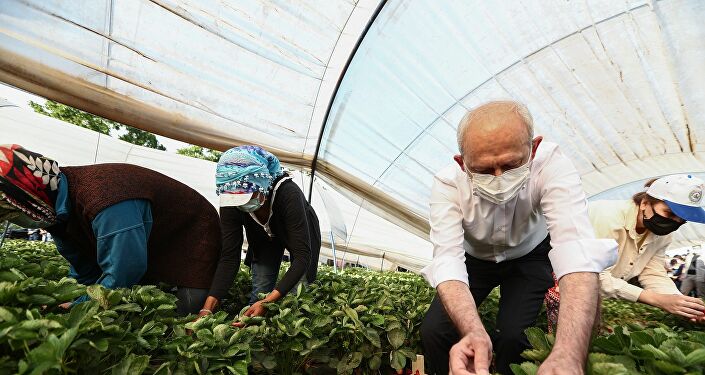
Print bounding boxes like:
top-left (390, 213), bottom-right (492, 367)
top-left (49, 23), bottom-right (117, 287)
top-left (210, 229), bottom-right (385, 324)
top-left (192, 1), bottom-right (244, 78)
top-left (465, 150), bottom-right (532, 205)
top-left (237, 192), bottom-right (265, 213)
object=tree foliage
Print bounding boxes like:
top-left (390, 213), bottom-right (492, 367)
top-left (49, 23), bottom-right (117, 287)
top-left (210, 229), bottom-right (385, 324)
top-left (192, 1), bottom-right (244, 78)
top-left (176, 145), bottom-right (222, 162)
top-left (29, 100), bottom-right (165, 150)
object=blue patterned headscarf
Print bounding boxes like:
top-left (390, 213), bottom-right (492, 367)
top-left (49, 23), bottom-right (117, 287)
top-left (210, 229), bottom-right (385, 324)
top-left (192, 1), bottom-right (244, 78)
top-left (215, 145), bottom-right (283, 196)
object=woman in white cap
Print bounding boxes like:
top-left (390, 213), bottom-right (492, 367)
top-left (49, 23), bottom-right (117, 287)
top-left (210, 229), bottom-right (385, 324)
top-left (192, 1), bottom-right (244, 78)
top-left (589, 174), bottom-right (705, 322)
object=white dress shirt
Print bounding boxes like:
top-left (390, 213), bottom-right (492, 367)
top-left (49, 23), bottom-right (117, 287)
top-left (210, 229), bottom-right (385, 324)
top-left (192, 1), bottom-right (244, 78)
top-left (421, 141), bottom-right (617, 288)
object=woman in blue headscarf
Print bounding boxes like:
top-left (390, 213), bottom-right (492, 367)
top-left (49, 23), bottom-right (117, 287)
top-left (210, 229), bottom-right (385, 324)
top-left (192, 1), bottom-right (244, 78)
top-left (216, 145), bottom-right (321, 324)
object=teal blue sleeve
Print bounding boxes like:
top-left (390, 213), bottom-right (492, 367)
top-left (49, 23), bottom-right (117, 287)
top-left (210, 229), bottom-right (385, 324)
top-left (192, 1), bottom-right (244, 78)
top-left (91, 199), bottom-right (152, 289)
top-left (72, 199), bottom-right (152, 305)
top-left (73, 199), bottom-right (152, 304)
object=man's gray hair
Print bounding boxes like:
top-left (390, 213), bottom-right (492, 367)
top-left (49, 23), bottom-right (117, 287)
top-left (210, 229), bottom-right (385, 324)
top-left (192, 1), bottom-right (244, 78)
top-left (456, 100), bottom-right (534, 155)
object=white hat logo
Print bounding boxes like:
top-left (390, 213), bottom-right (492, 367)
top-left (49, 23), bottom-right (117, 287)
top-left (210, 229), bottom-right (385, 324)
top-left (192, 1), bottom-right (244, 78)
top-left (689, 189), bottom-right (702, 203)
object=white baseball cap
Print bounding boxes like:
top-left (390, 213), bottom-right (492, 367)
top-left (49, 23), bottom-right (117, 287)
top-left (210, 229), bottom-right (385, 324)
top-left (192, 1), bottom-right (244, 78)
top-left (646, 174), bottom-right (705, 223)
top-left (219, 192), bottom-right (253, 207)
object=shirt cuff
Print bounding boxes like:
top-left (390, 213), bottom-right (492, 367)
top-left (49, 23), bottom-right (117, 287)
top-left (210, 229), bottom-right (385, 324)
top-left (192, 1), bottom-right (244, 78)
top-left (421, 255), bottom-right (468, 288)
top-left (617, 283), bottom-right (643, 302)
top-left (549, 239), bottom-right (618, 280)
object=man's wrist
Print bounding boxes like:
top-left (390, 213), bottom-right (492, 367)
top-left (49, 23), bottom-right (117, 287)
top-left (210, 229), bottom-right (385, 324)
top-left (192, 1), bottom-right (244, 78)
top-left (459, 318), bottom-right (486, 337)
top-left (546, 348), bottom-right (585, 366)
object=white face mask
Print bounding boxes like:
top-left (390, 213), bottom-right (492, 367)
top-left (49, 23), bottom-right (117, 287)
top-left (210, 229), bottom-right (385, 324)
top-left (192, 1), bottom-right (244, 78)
top-left (465, 156), bottom-right (532, 205)
top-left (237, 193), bottom-right (265, 213)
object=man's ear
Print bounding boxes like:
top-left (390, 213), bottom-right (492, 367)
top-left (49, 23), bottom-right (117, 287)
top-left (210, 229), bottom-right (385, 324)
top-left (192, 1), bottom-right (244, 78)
top-left (453, 155), bottom-right (465, 171)
top-left (531, 136), bottom-right (543, 159)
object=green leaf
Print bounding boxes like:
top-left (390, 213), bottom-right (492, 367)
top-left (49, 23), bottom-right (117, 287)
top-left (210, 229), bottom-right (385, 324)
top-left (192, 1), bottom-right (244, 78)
top-left (213, 324), bottom-right (231, 341)
top-left (87, 285), bottom-right (109, 309)
top-left (653, 360), bottom-right (687, 375)
top-left (525, 327), bottom-right (550, 351)
top-left (343, 306), bottom-right (361, 326)
top-left (510, 363), bottom-right (529, 375)
top-left (389, 350), bottom-right (407, 371)
top-left (593, 336), bottom-right (625, 355)
top-left (590, 362), bottom-right (630, 375)
top-left (262, 356), bottom-right (276, 370)
top-left (518, 362), bottom-right (539, 375)
top-left (641, 344), bottom-right (671, 361)
top-left (363, 327), bottom-right (381, 348)
top-left (521, 349), bottom-right (549, 362)
top-left (685, 348), bottom-right (705, 366)
top-left (629, 330), bottom-right (656, 347)
top-left (112, 303), bottom-right (142, 312)
top-left (368, 354), bottom-right (382, 370)
top-left (17, 319), bottom-right (62, 330)
top-left (0, 307), bottom-right (16, 322)
top-left (226, 360), bottom-right (248, 375)
top-left (667, 347), bottom-right (687, 366)
top-left (89, 338), bottom-right (109, 352)
top-left (337, 352), bottom-right (363, 372)
top-left (388, 328), bottom-right (405, 350)
top-left (111, 354), bottom-right (149, 375)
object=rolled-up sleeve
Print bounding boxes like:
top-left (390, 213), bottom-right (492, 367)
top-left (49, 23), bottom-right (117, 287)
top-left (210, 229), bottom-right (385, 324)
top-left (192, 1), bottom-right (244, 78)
top-left (421, 176), bottom-right (468, 288)
top-left (538, 149), bottom-right (617, 280)
top-left (599, 269), bottom-right (643, 301)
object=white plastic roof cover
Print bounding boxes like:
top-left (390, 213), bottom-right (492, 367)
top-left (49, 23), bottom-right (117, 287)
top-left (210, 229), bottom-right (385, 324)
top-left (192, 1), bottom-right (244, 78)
top-left (2, 0), bottom-right (705, 269)
top-left (0, 101), bottom-right (429, 271)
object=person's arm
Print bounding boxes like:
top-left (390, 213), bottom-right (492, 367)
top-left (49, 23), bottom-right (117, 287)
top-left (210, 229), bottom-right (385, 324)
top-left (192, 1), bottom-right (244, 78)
top-left (271, 185), bottom-right (313, 298)
top-left (71, 200), bottom-right (150, 305)
top-left (599, 269), bottom-right (644, 301)
top-left (420, 174), bottom-right (492, 374)
top-left (201, 207), bottom-right (245, 316)
top-left (52, 234), bottom-right (102, 285)
top-left (635, 245), bottom-right (704, 320)
top-left (441, 281), bottom-right (493, 375)
top-left (92, 200), bottom-right (150, 289)
top-left (548, 273), bottom-right (600, 368)
top-left (536, 147), bottom-right (618, 373)
top-left (639, 246), bottom-right (683, 295)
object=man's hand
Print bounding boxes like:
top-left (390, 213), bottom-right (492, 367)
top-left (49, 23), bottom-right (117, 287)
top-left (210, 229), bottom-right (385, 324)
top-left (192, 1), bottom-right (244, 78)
top-left (58, 302), bottom-right (71, 309)
top-left (652, 293), bottom-right (705, 320)
top-left (538, 352), bottom-right (584, 375)
top-left (449, 330), bottom-right (492, 375)
top-left (232, 300), bottom-right (267, 328)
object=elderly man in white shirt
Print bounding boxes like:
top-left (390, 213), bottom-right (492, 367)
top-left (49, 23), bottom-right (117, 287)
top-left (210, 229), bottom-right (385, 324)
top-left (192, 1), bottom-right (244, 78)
top-left (420, 100), bottom-right (617, 375)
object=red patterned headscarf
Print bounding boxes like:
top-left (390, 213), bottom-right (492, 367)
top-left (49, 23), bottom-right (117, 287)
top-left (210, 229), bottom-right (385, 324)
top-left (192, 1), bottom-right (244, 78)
top-left (0, 144), bottom-right (60, 227)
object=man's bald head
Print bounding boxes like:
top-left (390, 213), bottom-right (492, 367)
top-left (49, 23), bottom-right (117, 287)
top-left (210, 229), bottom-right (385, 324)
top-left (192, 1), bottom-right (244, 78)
top-left (454, 100), bottom-right (540, 177)
top-left (456, 100), bottom-right (534, 156)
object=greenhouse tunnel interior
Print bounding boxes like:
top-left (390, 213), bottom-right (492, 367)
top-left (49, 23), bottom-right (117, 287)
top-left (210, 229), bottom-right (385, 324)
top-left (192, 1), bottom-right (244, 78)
top-left (2, 0), bottom-right (705, 271)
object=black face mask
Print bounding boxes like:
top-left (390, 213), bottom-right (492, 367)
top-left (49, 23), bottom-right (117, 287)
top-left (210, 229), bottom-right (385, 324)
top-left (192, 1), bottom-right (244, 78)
top-left (643, 210), bottom-right (684, 236)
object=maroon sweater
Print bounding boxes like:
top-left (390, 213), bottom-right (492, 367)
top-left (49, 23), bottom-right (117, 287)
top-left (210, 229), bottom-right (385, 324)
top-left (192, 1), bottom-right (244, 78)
top-left (53, 164), bottom-right (222, 289)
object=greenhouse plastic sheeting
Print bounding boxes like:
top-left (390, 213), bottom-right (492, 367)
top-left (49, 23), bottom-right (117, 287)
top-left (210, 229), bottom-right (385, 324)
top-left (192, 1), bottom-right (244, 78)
top-left (0, 101), bottom-right (431, 271)
top-left (2, 0), bottom-right (705, 268)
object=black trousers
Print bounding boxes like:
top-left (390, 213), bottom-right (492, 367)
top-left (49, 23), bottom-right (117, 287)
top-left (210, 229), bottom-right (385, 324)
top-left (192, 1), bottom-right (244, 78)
top-left (421, 236), bottom-right (553, 375)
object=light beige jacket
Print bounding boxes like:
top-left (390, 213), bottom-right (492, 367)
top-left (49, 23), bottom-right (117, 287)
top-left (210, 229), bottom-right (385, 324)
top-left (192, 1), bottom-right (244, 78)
top-left (589, 200), bottom-right (680, 301)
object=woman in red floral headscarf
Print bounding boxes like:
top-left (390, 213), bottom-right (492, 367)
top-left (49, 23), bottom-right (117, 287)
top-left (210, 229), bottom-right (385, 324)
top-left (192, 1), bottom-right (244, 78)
top-left (0, 144), bottom-right (236, 316)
